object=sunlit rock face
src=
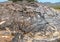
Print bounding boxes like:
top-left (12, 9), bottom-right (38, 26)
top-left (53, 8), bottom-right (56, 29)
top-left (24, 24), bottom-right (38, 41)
top-left (0, 1), bottom-right (60, 42)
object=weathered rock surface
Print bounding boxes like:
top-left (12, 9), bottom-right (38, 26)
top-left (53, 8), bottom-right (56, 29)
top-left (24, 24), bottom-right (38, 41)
top-left (0, 1), bottom-right (60, 42)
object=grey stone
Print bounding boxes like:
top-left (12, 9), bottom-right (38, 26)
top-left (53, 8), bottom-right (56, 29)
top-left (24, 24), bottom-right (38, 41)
top-left (0, 1), bottom-right (60, 42)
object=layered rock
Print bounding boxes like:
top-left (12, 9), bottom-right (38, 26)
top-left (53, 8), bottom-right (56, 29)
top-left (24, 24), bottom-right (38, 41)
top-left (0, 1), bottom-right (60, 42)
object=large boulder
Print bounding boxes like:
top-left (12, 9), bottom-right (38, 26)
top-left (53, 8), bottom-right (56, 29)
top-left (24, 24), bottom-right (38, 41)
top-left (0, 1), bottom-right (60, 42)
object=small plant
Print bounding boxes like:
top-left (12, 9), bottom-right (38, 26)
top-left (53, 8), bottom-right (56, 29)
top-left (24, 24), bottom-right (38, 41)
top-left (26, 0), bottom-right (36, 2)
top-left (8, 0), bottom-right (23, 2)
top-left (8, 0), bottom-right (37, 2)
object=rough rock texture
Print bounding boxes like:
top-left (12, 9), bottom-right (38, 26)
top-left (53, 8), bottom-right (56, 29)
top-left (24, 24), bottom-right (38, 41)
top-left (0, 1), bottom-right (60, 42)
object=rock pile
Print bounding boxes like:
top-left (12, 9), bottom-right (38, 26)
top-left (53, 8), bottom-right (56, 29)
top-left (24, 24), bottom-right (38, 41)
top-left (0, 1), bottom-right (60, 42)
